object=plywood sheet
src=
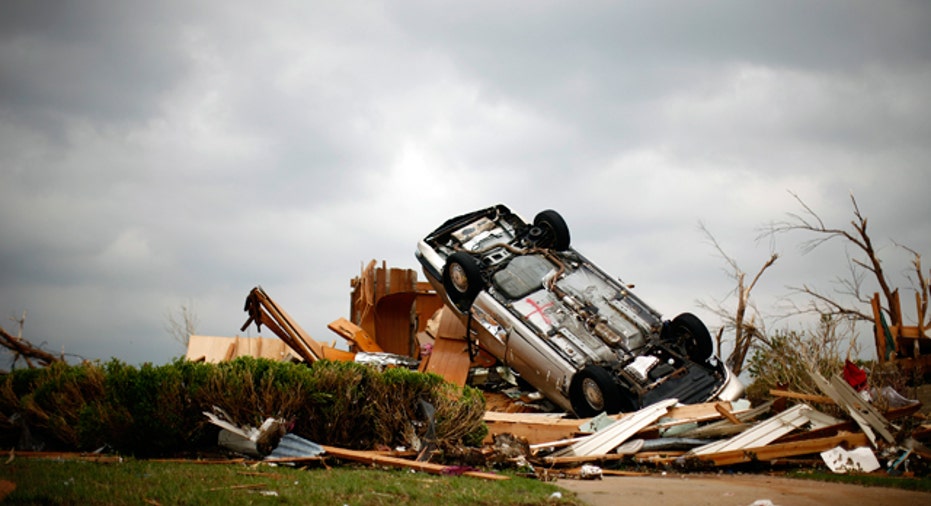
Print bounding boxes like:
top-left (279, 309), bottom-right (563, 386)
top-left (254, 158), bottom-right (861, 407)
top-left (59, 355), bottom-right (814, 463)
top-left (186, 335), bottom-right (299, 363)
top-left (422, 336), bottom-right (471, 386)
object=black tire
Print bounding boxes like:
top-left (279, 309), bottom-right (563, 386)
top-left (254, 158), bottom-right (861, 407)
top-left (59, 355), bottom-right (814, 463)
top-left (442, 252), bottom-right (484, 312)
top-left (568, 365), bottom-right (633, 417)
top-left (530, 209), bottom-right (571, 251)
top-left (664, 312), bottom-right (714, 363)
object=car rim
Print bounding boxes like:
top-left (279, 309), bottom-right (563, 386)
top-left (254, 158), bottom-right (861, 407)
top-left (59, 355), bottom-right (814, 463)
top-left (581, 378), bottom-right (604, 411)
top-left (449, 263), bottom-right (469, 293)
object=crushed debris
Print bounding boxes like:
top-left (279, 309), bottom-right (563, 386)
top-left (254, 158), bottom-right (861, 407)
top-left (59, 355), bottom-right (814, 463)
top-left (173, 258), bottom-right (931, 483)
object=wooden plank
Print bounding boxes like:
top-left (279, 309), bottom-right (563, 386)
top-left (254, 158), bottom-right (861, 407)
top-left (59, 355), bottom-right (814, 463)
top-left (556, 399), bottom-right (678, 457)
top-left (427, 306), bottom-right (467, 340)
top-left (388, 267), bottom-right (409, 294)
top-left (374, 292), bottom-right (417, 355)
top-left (375, 261), bottom-right (387, 301)
top-left (828, 374), bottom-right (895, 444)
top-left (484, 413), bottom-right (582, 445)
top-left (769, 390), bottom-right (834, 404)
top-left (599, 469), bottom-right (651, 477)
top-left (715, 402), bottom-right (742, 425)
top-left (423, 336), bottom-right (471, 386)
top-left (320, 445), bottom-right (508, 481)
top-left (661, 401), bottom-right (735, 424)
top-left (691, 404), bottom-right (812, 455)
top-left (186, 336), bottom-right (298, 363)
top-left (692, 432), bottom-right (870, 467)
top-left (483, 400), bottom-right (752, 446)
top-left (252, 288), bottom-right (323, 361)
top-left (414, 293), bottom-right (444, 334)
top-left (320, 347), bottom-right (357, 362)
top-left (675, 401), bottom-right (773, 439)
top-left (810, 370), bottom-right (895, 446)
top-left (327, 318), bottom-right (383, 352)
top-left (871, 292), bottom-right (889, 363)
top-left (918, 290), bottom-right (927, 338)
top-left (542, 453), bottom-right (628, 466)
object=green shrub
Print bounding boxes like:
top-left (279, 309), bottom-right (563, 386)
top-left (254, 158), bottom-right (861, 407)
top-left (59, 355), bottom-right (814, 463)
top-left (0, 357), bottom-right (487, 457)
top-left (16, 362), bottom-right (105, 449)
top-left (745, 315), bottom-right (859, 407)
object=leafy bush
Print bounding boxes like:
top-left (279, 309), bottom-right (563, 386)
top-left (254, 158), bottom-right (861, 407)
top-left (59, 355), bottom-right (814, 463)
top-left (745, 315), bottom-right (859, 405)
top-left (0, 357), bottom-right (486, 457)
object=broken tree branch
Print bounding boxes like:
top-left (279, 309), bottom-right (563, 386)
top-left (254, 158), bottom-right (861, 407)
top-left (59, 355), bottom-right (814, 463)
top-left (698, 222), bottom-right (778, 375)
top-left (764, 191), bottom-right (900, 328)
top-left (0, 324), bottom-right (61, 368)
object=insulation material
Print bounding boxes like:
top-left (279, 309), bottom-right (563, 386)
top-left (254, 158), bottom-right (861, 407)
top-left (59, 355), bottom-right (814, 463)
top-left (821, 446), bottom-right (881, 473)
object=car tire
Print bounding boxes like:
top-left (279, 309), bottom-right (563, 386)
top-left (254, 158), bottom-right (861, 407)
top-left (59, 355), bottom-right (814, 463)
top-left (569, 365), bottom-right (632, 417)
top-left (664, 312), bottom-right (714, 363)
top-left (442, 251), bottom-right (484, 312)
top-left (531, 210), bottom-right (571, 251)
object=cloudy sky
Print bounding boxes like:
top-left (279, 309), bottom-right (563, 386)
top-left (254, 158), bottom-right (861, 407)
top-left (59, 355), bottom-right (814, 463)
top-left (2, 1), bottom-right (929, 367)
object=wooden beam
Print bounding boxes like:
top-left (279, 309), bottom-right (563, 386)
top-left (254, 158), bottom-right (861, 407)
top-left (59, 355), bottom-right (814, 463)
top-left (715, 402), bottom-right (742, 425)
top-left (769, 390), bottom-right (834, 404)
top-left (691, 432), bottom-right (870, 466)
top-left (320, 445), bottom-right (508, 480)
top-left (328, 318), bottom-right (383, 352)
top-left (542, 453), bottom-right (628, 466)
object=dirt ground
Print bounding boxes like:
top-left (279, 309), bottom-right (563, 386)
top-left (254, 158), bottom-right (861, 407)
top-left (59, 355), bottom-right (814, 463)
top-left (556, 473), bottom-right (931, 506)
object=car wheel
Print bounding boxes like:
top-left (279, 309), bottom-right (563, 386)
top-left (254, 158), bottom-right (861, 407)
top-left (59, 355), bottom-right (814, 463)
top-left (569, 365), bottom-right (631, 417)
top-left (442, 251), bottom-right (484, 312)
top-left (530, 210), bottom-right (571, 251)
top-left (664, 312), bottom-right (714, 363)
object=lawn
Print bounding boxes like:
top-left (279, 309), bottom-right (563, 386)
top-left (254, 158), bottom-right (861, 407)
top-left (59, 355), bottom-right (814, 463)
top-left (0, 457), bottom-right (582, 505)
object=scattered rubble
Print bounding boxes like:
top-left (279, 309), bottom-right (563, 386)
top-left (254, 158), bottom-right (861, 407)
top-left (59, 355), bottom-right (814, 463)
top-left (5, 257), bottom-right (927, 488)
top-left (172, 260), bottom-right (930, 482)
top-left (177, 262), bottom-right (931, 480)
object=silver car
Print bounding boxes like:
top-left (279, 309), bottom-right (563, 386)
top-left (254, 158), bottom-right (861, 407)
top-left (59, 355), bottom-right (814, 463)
top-left (415, 204), bottom-right (744, 417)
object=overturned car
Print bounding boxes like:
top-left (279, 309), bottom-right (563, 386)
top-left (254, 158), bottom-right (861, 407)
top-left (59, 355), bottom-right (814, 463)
top-left (416, 204), bottom-right (744, 417)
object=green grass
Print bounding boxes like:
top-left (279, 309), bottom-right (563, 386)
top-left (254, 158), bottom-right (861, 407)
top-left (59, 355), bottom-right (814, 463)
top-left (0, 458), bottom-right (581, 505)
top-left (787, 469), bottom-right (931, 493)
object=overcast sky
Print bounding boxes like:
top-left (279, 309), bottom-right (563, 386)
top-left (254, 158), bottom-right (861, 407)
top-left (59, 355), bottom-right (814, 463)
top-left (2, 1), bottom-right (929, 367)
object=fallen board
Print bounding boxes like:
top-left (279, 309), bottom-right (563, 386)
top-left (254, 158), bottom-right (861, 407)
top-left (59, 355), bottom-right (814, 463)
top-left (422, 336), bottom-right (471, 387)
top-left (320, 445), bottom-right (508, 481)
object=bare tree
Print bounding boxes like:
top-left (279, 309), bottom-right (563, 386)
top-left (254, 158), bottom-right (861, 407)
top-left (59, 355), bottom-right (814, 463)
top-left (697, 222), bottom-right (779, 375)
top-left (900, 243), bottom-right (931, 326)
top-left (765, 191), bottom-right (929, 330)
top-left (165, 301), bottom-right (199, 349)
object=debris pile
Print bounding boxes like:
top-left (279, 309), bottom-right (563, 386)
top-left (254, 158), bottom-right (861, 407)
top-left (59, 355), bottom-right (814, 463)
top-left (182, 263), bottom-right (930, 482)
top-left (485, 365), bottom-right (929, 481)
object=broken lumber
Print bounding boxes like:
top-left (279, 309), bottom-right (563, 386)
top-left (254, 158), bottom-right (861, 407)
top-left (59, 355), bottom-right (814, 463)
top-left (769, 389), bottom-right (834, 405)
top-left (542, 452), bottom-right (628, 466)
top-left (242, 287), bottom-right (324, 362)
top-left (715, 402), bottom-right (742, 425)
top-left (687, 432), bottom-right (871, 467)
top-left (485, 400), bottom-right (749, 446)
top-left (690, 404), bottom-right (815, 456)
top-left (484, 412), bottom-right (582, 444)
top-left (327, 318), bottom-right (383, 352)
top-left (320, 445), bottom-right (508, 480)
top-left (809, 370), bottom-right (895, 445)
top-left (554, 399), bottom-right (678, 457)
top-left (421, 336), bottom-right (471, 386)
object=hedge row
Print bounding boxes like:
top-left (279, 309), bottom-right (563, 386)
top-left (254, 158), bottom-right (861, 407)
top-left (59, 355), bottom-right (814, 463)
top-left (0, 357), bottom-right (487, 457)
